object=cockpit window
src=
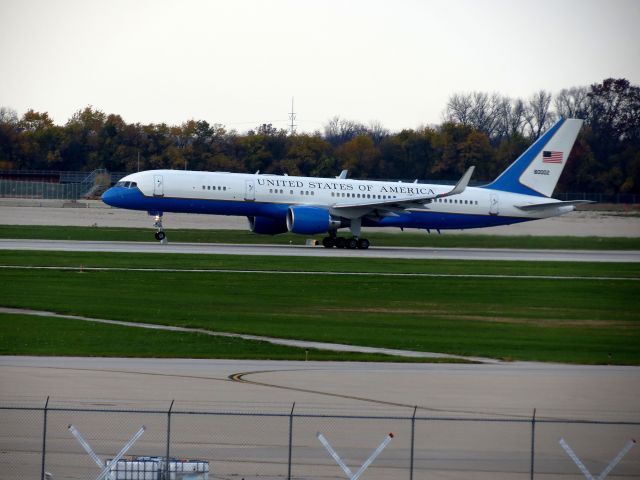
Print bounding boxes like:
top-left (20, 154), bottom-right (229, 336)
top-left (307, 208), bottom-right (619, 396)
top-left (115, 181), bottom-right (137, 189)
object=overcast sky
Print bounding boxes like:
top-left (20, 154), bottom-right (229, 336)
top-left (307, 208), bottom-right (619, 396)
top-left (1, 0), bottom-right (638, 132)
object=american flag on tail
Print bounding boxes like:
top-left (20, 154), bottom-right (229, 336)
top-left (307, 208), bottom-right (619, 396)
top-left (542, 151), bottom-right (563, 164)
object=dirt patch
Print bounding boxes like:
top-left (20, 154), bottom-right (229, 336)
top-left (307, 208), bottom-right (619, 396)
top-left (320, 307), bottom-right (636, 328)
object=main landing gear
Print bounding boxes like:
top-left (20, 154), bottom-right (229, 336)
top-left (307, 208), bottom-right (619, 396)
top-left (152, 213), bottom-right (167, 243)
top-left (322, 236), bottom-right (370, 249)
top-left (322, 219), bottom-right (370, 249)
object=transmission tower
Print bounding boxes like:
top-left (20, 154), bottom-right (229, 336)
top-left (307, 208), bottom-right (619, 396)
top-left (288, 97), bottom-right (297, 135)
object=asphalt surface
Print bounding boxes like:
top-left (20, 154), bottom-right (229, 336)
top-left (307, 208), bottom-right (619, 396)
top-left (1, 357), bottom-right (639, 479)
top-left (3, 357), bottom-right (637, 419)
top-left (2, 238), bottom-right (639, 262)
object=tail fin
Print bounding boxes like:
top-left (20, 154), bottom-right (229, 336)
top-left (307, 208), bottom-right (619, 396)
top-left (484, 118), bottom-right (583, 197)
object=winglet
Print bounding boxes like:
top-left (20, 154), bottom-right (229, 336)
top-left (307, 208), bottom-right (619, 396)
top-left (337, 170), bottom-right (348, 179)
top-left (437, 166), bottom-right (475, 198)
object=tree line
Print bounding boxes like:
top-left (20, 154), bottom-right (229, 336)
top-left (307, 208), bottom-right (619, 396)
top-left (0, 78), bottom-right (638, 194)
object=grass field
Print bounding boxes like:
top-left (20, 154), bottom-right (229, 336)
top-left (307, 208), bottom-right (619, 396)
top-left (1, 225), bottom-right (640, 250)
top-left (1, 250), bottom-right (638, 364)
top-left (0, 313), bottom-right (438, 362)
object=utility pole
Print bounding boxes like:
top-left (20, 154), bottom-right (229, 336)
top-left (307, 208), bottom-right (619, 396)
top-left (288, 97), bottom-right (297, 135)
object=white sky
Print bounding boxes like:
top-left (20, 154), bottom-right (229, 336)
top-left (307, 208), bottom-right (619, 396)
top-left (1, 0), bottom-right (638, 132)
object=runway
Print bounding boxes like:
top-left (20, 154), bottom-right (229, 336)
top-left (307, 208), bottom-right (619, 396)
top-left (2, 238), bottom-right (639, 262)
top-left (2, 356), bottom-right (638, 420)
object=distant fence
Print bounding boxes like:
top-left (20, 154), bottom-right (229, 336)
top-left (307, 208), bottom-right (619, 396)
top-left (0, 170), bottom-right (129, 184)
top-left (1, 401), bottom-right (638, 479)
top-left (0, 170), bottom-right (129, 200)
top-left (0, 180), bottom-right (86, 200)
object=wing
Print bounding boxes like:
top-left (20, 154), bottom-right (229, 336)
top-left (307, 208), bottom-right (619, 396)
top-left (329, 167), bottom-right (475, 219)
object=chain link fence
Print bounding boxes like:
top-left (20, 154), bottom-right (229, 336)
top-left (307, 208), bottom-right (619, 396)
top-left (0, 401), bottom-right (638, 479)
top-left (0, 170), bottom-right (129, 200)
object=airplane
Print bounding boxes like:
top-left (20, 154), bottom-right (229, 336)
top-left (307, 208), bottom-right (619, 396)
top-left (101, 117), bottom-right (586, 249)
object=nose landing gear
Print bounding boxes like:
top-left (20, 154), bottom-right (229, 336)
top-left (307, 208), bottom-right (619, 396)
top-left (152, 214), bottom-right (167, 243)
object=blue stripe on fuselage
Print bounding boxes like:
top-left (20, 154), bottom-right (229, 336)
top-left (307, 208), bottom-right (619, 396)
top-left (362, 212), bottom-right (529, 230)
top-left (101, 186), bottom-right (288, 217)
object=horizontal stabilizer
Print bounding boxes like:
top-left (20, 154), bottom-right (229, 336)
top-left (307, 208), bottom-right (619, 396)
top-left (515, 200), bottom-right (593, 211)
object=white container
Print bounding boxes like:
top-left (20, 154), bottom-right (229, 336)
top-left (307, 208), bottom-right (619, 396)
top-left (106, 457), bottom-right (209, 480)
top-left (106, 458), bottom-right (159, 480)
top-left (166, 459), bottom-right (209, 480)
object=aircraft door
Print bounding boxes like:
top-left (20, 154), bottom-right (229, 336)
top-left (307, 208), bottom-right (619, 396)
top-left (153, 175), bottom-right (164, 197)
top-left (489, 193), bottom-right (499, 215)
top-left (244, 179), bottom-right (255, 201)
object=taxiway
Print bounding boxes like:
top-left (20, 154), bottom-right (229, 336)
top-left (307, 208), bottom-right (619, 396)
top-left (2, 238), bottom-right (639, 262)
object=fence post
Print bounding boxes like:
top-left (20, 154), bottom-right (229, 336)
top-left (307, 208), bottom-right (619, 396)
top-left (40, 396), bottom-right (49, 480)
top-left (530, 408), bottom-right (536, 480)
top-left (287, 402), bottom-right (295, 480)
top-left (410, 406), bottom-right (417, 480)
top-left (165, 399), bottom-right (174, 479)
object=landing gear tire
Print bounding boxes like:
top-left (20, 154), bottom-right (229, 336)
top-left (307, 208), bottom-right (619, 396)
top-left (357, 238), bottom-right (370, 250)
top-left (346, 238), bottom-right (358, 249)
top-left (155, 231), bottom-right (166, 241)
top-left (335, 237), bottom-right (346, 249)
top-left (322, 237), bottom-right (335, 248)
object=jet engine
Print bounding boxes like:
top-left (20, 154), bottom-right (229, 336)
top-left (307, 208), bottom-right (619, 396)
top-left (286, 206), bottom-right (343, 235)
top-left (247, 216), bottom-right (289, 235)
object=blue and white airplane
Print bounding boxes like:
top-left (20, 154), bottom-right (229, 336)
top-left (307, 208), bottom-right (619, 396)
top-left (102, 118), bottom-right (586, 249)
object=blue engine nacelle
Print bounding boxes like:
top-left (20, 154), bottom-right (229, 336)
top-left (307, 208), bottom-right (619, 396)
top-left (286, 206), bottom-right (342, 235)
top-left (247, 216), bottom-right (289, 235)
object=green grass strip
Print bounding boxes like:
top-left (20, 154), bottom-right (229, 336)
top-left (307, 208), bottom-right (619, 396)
top-left (1, 259), bottom-right (638, 364)
top-left (0, 313), bottom-right (456, 362)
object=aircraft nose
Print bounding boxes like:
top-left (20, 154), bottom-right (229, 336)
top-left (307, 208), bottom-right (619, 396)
top-left (101, 187), bottom-right (123, 207)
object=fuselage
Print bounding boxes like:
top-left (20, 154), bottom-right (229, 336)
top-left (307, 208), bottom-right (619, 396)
top-left (102, 169), bottom-right (573, 231)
